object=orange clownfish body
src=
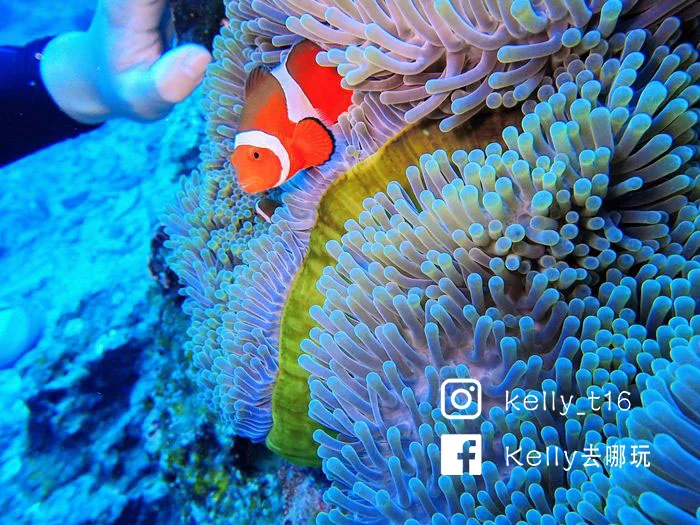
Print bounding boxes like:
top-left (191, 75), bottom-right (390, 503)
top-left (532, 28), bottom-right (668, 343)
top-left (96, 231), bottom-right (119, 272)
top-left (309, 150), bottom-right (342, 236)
top-left (231, 40), bottom-right (353, 194)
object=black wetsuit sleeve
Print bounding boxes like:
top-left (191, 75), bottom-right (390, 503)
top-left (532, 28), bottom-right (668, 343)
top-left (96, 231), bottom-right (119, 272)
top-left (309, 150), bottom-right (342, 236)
top-left (0, 36), bottom-right (102, 168)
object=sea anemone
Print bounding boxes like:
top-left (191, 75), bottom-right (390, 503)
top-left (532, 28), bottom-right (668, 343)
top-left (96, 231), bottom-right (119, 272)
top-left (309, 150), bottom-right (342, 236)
top-left (549, 270), bottom-right (700, 524)
top-left (607, 299), bottom-right (700, 524)
top-left (163, 165), bottom-right (268, 411)
top-left (293, 24), bottom-right (700, 522)
top-left (164, 0), bottom-right (700, 518)
top-left (301, 137), bottom-right (699, 524)
top-left (229, 0), bottom-right (696, 144)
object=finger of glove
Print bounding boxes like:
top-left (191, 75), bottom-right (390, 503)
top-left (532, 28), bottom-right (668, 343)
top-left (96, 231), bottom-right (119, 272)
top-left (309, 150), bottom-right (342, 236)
top-left (151, 44), bottom-right (211, 104)
top-left (118, 44), bottom-right (211, 120)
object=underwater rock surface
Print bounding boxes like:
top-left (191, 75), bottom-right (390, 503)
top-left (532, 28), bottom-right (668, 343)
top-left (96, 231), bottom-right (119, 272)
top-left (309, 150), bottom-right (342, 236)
top-left (0, 96), bottom-right (199, 523)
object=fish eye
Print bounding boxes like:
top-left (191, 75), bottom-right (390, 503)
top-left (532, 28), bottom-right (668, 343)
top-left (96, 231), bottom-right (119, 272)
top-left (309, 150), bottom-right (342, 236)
top-left (253, 151), bottom-right (260, 160)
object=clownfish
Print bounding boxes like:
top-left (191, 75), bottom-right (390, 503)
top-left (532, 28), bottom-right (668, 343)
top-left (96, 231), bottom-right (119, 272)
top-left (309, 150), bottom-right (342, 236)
top-left (231, 40), bottom-right (353, 194)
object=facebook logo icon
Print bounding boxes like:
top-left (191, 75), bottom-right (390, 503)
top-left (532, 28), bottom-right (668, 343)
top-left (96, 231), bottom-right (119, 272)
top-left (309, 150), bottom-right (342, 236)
top-left (440, 434), bottom-right (483, 476)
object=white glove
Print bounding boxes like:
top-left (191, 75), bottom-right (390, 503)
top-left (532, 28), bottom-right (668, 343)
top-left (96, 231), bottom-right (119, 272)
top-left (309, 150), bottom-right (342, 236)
top-left (40, 0), bottom-right (212, 123)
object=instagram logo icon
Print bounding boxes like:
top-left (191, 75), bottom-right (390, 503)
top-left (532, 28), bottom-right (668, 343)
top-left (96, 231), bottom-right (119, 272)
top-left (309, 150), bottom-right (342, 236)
top-left (439, 379), bottom-right (483, 475)
top-left (440, 378), bottom-right (482, 420)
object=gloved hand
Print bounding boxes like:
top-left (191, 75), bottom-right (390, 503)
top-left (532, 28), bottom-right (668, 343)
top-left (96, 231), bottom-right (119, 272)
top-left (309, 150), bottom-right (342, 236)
top-left (40, 0), bottom-right (212, 123)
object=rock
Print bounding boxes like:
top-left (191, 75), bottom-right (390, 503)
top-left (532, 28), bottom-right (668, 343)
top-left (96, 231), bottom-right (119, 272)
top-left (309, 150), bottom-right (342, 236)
top-left (0, 300), bottom-right (42, 369)
top-left (0, 91), bottom-right (266, 524)
top-left (148, 226), bottom-right (183, 298)
top-left (0, 369), bottom-right (30, 485)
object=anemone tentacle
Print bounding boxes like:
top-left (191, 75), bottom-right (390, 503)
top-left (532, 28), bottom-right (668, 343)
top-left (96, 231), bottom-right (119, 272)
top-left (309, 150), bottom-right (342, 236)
top-left (303, 149), bottom-right (700, 521)
top-left (231, 0), bottom-right (697, 135)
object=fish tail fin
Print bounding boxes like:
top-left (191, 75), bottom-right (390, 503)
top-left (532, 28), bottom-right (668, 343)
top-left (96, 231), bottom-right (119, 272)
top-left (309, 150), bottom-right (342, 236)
top-left (292, 117), bottom-right (335, 169)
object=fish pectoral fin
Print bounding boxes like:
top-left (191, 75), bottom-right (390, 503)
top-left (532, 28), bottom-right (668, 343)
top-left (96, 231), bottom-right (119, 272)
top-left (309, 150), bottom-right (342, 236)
top-left (245, 65), bottom-right (273, 96)
top-left (292, 117), bottom-right (335, 168)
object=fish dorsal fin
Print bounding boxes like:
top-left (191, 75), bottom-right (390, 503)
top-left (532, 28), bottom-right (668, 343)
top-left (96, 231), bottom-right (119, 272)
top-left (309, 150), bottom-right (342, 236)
top-left (245, 65), bottom-right (272, 97)
top-left (285, 40), bottom-right (323, 71)
top-left (292, 117), bottom-right (335, 169)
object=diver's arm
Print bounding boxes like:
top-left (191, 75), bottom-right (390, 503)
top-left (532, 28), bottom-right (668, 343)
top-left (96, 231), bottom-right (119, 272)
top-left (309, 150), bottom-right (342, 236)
top-left (0, 37), bottom-right (101, 168)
